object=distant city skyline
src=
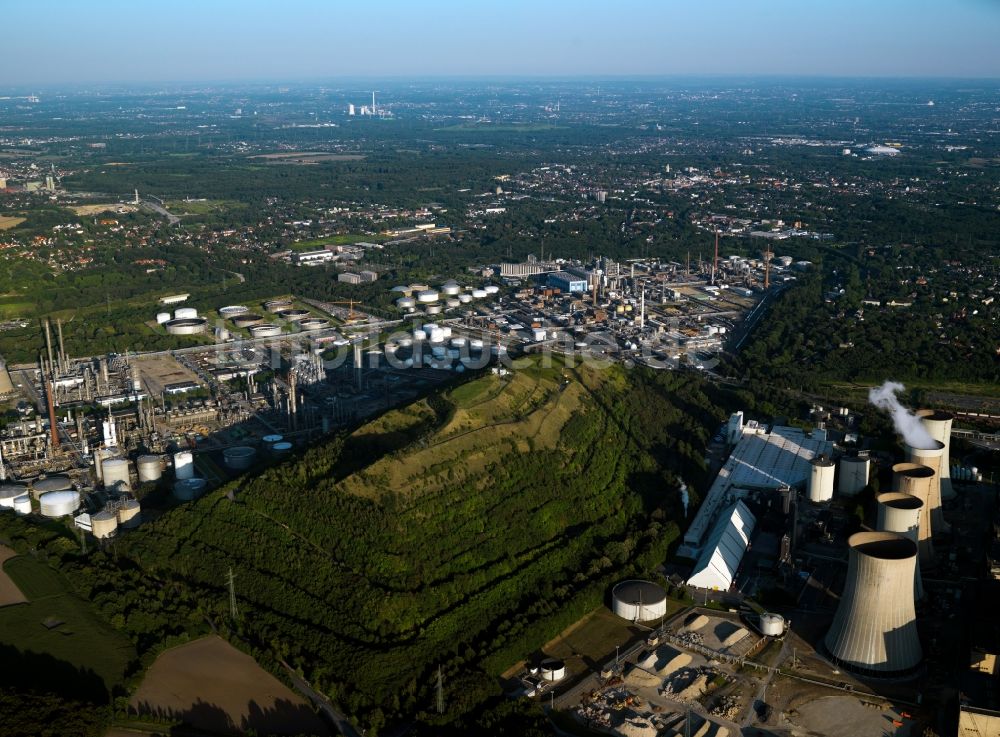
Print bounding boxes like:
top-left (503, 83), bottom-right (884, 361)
top-left (4, 0), bottom-right (1000, 86)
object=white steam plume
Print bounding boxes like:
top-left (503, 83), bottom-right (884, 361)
top-left (868, 381), bottom-right (935, 449)
top-left (679, 482), bottom-right (689, 517)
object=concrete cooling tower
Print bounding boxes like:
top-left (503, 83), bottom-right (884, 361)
top-left (824, 532), bottom-right (922, 677)
top-left (892, 462), bottom-right (934, 564)
top-left (876, 493), bottom-right (924, 599)
top-left (917, 409), bottom-right (955, 502)
top-left (907, 440), bottom-right (947, 534)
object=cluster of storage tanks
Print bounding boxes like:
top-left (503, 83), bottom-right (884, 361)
top-left (157, 306), bottom-right (208, 335)
top-left (393, 282), bottom-right (499, 312)
top-left (383, 324), bottom-right (487, 371)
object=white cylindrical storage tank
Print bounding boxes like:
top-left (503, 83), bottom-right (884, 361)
top-left (838, 455), bottom-right (870, 497)
top-left (808, 456), bottom-right (836, 502)
top-left (12, 495), bottom-right (31, 515)
top-left (156, 312), bottom-right (172, 324)
top-left (425, 304), bottom-right (442, 315)
top-left (893, 462), bottom-right (935, 564)
top-left (908, 440), bottom-right (947, 535)
top-left (265, 299), bottom-right (293, 313)
top-left (91, 510), bottom-right (118, 539)
top-left (611, 580), bottom-right (667, 622)
top-left (824, 532), bottom-right (922, 677)
top-left (917, 410), bottom-right (954, 501)
top-left (165, 317), bottom-right (207, 335)
top-left (102, 458), bottom-right (131, 491)
top-left (117, 499), bottom-right (142, 528)
top-left (31, 475), bottom-right (72, 500)
top-left (429, 328), bottom-right (446, 343)
top-left (484, 285), bottom-right (500, 294)
top-left (445, 298), bottom-right (460, 309)
top-left (416, 289), bottom-right (439, 303)
top-left (0, 484), bottom-right (25, 509)
top-left (249, 324), bottom-right (282, 338)
top-left (232, 313), bottom-right (263, 327)
top-left (219, 305), bottom-right (249, 318)
top-left (876, 492), bottom-right (925, 599)
top-left (39, 490), bottom-right (80, 517)
top-left (539, 658), bottom-right (566, 682)
top-left (137, 455), bottom-right (163, 483)
top-left (174, 307), bottom-right (198, 320)
top-left (469, 338), bottom-right (484, 350)
top-left (298, 318), bottom-right (328, 331)
top-left (458, 293), bottom-right (473, 304)
top-left (471, 288), bottom-right (488, 299)
top-left (173, 478), bottom-right (207, 501)
top-left (272, 441), bottom-right (293, 455)
top-left (759, 613), bottom-right (785, 637)
top-left (223, 446), bottom-right (256, 471)
top-left (396, 297), bottom-right (416, 310)
top-left (174, 450), bottom-right (194, 480)
top-left (441, 282), bottom-right (461, 296)
top-left (450, 337), bottom-right (467, 348)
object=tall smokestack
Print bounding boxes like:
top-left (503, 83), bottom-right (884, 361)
top-left (43, 319), bottom-right (55, 379)
top-left (46, 379), bottom-right (60, 448)
top-left (712, 231), bottom-right (719, 285)
top-left (917, 410), bottom-right (955, 501)
top-left (57, 318), bottom-right (66, 373)
top-left (908, 440), bottom-right (947, 535)
top-left (892, 462), bottom-right (935, 564)
top-left (824, 531), bottom-right (922, 677)
top-left (876, 493), bottom-right (925, 599)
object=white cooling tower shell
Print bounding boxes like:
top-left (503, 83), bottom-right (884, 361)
top-left (876, 493), bottom-right (925, 599)
top-left (824, 531), bottom-right (922, 677)
top-left (808, 456), bottom-right (836, 502)
top-left (892, 462), bottom-right (935, 564)
top-left (838, 456), bottom-right (870, 497)
top-left (917, 410), bottom-right (954, 501)
top-left (908, 441), bottom-right (947, 534)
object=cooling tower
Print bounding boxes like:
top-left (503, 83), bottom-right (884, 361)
top-left (907, 440), bottom-right (947, 534)
top-left (917, 410), bottom-right (955, 501)
top-left (892, 462), bottom-right (934, 564)
top-left (824, 531), bottom-right (922, 677)
top-left (876, 493), bottom-right (924, 599)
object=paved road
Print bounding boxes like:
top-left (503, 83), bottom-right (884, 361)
top-left (141, 196), bottom-right (180, 225)
top-left (281, 660), bottom-right (362, 737)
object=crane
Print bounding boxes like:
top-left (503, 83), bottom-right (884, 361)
top-left (325, 300), bottom-right (364, 321)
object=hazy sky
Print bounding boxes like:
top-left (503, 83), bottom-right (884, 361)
top-left (5, 0), bottom-right (1000, 85)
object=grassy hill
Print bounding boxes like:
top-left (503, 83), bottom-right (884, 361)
top-left (118, 356), bottom-right (726, 731)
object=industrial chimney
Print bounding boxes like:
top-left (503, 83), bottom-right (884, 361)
top-left (824, 531), bottom-right (922, 677)
top-left (907, 440), bottom-right (947, 534)
top-left (916, 410), bottom-right (955, 501)
top-left (892, 462), bottom-right (935, 564)
top-left (876, 493), bottom-right (924, 599)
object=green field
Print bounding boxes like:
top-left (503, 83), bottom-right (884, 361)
top-left (0, 556), bottom-right (135, 696)
top-left (164, 199), bottom-right (244, 216)
top-left (289, 233), bottom-right (387, 251)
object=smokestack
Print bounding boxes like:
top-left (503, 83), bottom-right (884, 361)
top-left (43, 319), bottom-right (55, 379)
top-left (876, 493), bottom-right (925, 599)
top-left (908, 441), bottom-right (947, 535)
top-left (712, 231), bottom-right (719, 285)
top-left (917, 410), bottom-right (955, 501)
top-left (46, 380), bottom-right (60, 448)
top-left (824, 531), bottom-right (922, 677)
top-left (57, 318), bottom-right (66, 372)
top-left (892, 462), bottom-right (935, 564)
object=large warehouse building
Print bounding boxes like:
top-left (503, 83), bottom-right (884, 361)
top-left (687, 500), bottom-right (756, 591)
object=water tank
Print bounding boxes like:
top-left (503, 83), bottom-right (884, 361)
top-left (441, 282), bottom-right (461, 296)
top-left (416, 290), bottom-right (439, 303)
top-left (12, 495), bottom-right (31, 515)
top-left (173, 478), bottom-right (207, 501)
top-left (174, 307), bottom-right (198, 320)
top-left (272, 441), bottom-right (293, 455)
top-left (458, 293), bottom-right (473, 304)
top-left (445, 298), bottom-right (460, 309)
top-left (759, 613), bottom-right (785, 637)
top-left (102, 459), bottom-right (131, 491)
top-left (31, 475), bottom-right (72, 499)
top-left (174, 450), bottom-right (195, 480)
top-left (232, 313), bottom-right (263, 328)
top-left (396, 297), bottom-right (416, 310)
top-left (425, 304), bottom-right (442, 315)
top-left (611, 580), bottom-right (667, 622)
top-left (137, 455), bottom-right (163, 483)
top-left (117, 499), bottom-right (142, 528)
top-left (155, 312), bottom-right (172, 324)
top-left (223, 446), bottom-right (256, 471)
top-left (262, 434), bottom-right (284, 449)
top-left (838, 456), bottom-right (870, 497)
top-left (0, 484), bottom-right (25, 509)
top-left (265, 299), bottom-right (293, 313)
top-left (808, 456), bottom-right (836, 502)
top-left (91, 510), bottom-right (118, 539)
top-left (219, 305), bottom-right (249, 317)
top-left (249, 324), bottom-right (282, 338)
top-left (539, 658), bottom-right (566, 682)
top-left (39, 490), bottom-right (80, 517)
top-left (471, 289), bottom-right (488, 299)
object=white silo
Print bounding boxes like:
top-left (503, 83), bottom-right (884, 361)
top-left (807, 456), bottom-right (836, 502)
top-left (917, 410), bottom-right (954, 501)
top-left (12, 495), bottom-right (31, 515)
top-left (117, 499), bottom-right (142, 528)
top-left (759, 613), bottom-right (785, 637)
top-left (824, 532), bottom-right (922, 677)
top-left (156, 312), bottom-right (172, 325)
top-left (39, 490), bottom-right (80, 517)
top-left (137, 455), bottom-right (163, 483)
top-left (91, 510), bottom-right (118, 539)
top-left (102, 458), bottom-right (131, 491)
top-left (838, 455), bottom-right (870, 497)
top-left (908, 440), bottom-right (947, 534)
top-left (174, 450), bottom-right (195, 480)
top-left (892, 462), bottom-right (935, 564)
top-left (876, 493), bottom-right (924, 599)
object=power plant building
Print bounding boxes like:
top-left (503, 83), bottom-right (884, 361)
top-left (686, 500), bottom-right (756, 591)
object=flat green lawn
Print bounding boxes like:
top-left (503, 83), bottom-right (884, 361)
top-left (290, 233), bottom-right (386, 250)
top-left (0, 556), bottom-right (135, 693)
